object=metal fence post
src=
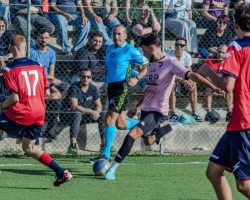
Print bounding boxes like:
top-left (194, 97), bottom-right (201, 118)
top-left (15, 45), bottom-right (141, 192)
top-left (161, 0), bottom-right (165, 52)
top-left (27, 0), bottom-right (31, 58)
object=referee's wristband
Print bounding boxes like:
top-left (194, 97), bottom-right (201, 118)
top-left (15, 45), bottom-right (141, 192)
top-left (136, 75), bottom-right (141, 80)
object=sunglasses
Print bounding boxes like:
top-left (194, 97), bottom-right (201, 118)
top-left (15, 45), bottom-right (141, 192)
top-left (81, 75), bottom-right (92, 79)
top-left (175, 43), bottom-right (186, 48)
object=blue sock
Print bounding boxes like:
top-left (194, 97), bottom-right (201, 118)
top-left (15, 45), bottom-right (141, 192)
top-left (102, 125), bottom-right (117, 158)
top-left (49, 160), bottom-right (64, 175)
top-left (126, 119), bottom-right (139, 130)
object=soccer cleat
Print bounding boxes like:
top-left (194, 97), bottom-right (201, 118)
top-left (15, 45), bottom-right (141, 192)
top-left (89, 154), bottom-right (111, 163)
top-left (104, 169), bottom-right (116, 181)
top-left (53, 170), bottom-right (73, 187)
top-left (67, 144), bottom-right (78, 155)
top-left (192, 112), bottom-right (203, 122)
top-left (169, 113), bottom-right (181, 122)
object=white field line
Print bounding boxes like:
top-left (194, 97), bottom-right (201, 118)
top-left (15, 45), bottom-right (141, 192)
top-left (0, 161), bottom-right (207, 167)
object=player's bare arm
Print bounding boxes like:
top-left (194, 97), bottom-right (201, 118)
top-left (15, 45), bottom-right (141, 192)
top-left (127, 63), bottom-right (148, 87)
top-left (198, 64), bottom-right (236, 93)
top-left (0, 91), bottom-right (19, 110)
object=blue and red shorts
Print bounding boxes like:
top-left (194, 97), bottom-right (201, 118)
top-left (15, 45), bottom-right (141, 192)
top-left (210, 129), bottom-right (250, 180)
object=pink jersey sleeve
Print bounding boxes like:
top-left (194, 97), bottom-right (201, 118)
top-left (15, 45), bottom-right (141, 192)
top-left (169, 59), bottom-right (189, 79)
top-left (222, 42), bottom-right (241, 78)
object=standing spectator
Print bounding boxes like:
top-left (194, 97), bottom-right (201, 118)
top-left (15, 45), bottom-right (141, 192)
top-left (67, 68), bottom-right (104, 155)
top-left (199, 15), bottom-right (234, 58)
top-left (0, 0), bottom-right (10, 24)
top-left (123, 0), bottom-right (144, 25)
top-left (11, 0), bottom-right (55, 38)
top-left (0, 16), bottom-right (12, 67)
top-left (164, 0), bottom-right (198, 54)
top-left (30, 29), bottom-right (56, 78)
top-left (71, 32), bottom-right (105, 89)
top-left (85, 0), bottom-right (120, 46)
top-left (166, 37), bottom-right (202, 122)
top-left (50, 0), bottom-right (90, 55)
top-left (202, 0), bottom-right (229, 28)
top-left (132, 3), bottom-right (161, 47)
top-left (202, 44), bottom-right (232, 122)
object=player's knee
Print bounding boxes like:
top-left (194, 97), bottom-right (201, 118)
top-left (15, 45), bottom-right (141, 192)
top-left (116, 121), bottom-right (126, 130)
top-left (22, 145), bottom-right (33, 156)
top-left (236, 180), bottom-right (250, 196)
top-left (128, 127), bottom-right (143, 140)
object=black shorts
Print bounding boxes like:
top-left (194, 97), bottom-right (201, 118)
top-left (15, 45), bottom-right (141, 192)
top-left (107, 81), bottom-right (129, 114)
top-left (0, 113), bottom-right (42, 140)
top-left (210, 130), bottom-right (250, 180)
top-left (136, 110), bottom-right (167, 138)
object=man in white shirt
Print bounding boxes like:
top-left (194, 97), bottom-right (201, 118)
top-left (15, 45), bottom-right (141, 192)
top-left (166, 37), bottom-right (202, 122)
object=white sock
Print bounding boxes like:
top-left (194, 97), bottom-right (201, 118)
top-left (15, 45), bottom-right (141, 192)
top-left (110, 160), bottom-right (120, 172)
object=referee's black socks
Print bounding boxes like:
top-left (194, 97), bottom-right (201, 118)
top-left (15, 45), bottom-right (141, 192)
top-left (114, 135), bottom-right (135, 163)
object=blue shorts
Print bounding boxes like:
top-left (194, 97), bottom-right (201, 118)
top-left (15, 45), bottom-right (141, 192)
top-left (210, 130), bottom-right (250, 180)
top-left (0, 113), bottom-right (42, 140)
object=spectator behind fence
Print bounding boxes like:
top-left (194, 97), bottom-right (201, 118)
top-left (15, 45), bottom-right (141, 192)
top-left (123, 0), bottom-right (145, 25)
top-left (199, 15), bottom-right (233, 58)
top-left (66, 68), bottom-right (104, 155)
top-left (0, 0), bottom-right (10, 24)
top-left (30, 29), bottom-right (56, 78)
top-left (166, 37), bottom-right (203, 122)
top-left (202, 0), bottom-right (229, 28)
top-left (132, 4), bottom-right (161, 47)
top-left (71, 32), bottom-right (106, 91)
top-left (84, 0), bottom-right (120, 46)
top-left (11, 0), bottom-right (55, 38)
top-left (202, 44), bottom-right (232, 122)
top-left (164, 0), bottom-right (198, 54)
top-left (49, 0), bottom-right (90, 55)
top-left (0, 16), bottom-right (12, 67)
top-left (43, 77), bottom-right (70, 142)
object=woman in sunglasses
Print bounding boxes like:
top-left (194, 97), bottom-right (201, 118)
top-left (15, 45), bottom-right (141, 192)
top-left (198, 15), bottom-right (235, 59)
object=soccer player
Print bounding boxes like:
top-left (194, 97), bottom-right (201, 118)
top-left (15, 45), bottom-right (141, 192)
top-left (104, 33), bottom-right (222, 180)
top-left (0, 35), bottom-right (72, 186)
top-left (199, 3), bottom-right (250, 199)
top-left (91, 24), bottom-right (148, 162)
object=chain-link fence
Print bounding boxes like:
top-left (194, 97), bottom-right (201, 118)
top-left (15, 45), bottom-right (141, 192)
top-left (0, 0), bottom-right (236, 155)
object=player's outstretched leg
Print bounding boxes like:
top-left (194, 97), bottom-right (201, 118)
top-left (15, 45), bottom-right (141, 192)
top-left (105, 126), bottom-right (143, 180)
top-left (22, 137), bottom-right (73, 186)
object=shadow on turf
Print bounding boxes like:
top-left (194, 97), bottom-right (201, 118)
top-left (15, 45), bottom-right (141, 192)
top-left (0, 186), bottom-right (50, 190)
top-left (2, 169), bottom-right (52, 176)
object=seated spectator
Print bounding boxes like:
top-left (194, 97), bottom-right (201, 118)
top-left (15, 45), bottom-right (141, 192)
top-left (65, 68), bottom-right (105, 154)
top-left (132, 3), bottom-right (161, 47)
top-left (202, 44), bottom-right (232, 122)
top-left (84, 0), bottom-right (120, 46)
top-left (0, 16), bottom-right (12, 67)
top-left (164, 0), bottom-right (198, 54)
top-left (0, 0), bottom-right (10, 24)
top-left (123, 0), bottom-right (145, 25)
top-left (71, 32), bottom-right (106, 91)
top-left (202, 0), bottom-right (229, 28)
top-left (50, 0), bottom-right (90, 55)
top-left (11, 0), bottom-right (55, 38)
top-left (199, 15), bottom-right (234, 58)
top-left (43, 77), bottom-right (70, 142)
top-left (166, 37), bottom-right (202, 122)
top-left (30, 29), bottom-right (56, 78)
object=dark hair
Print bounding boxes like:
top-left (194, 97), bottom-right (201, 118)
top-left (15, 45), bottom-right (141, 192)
top-left (234, 3), bottom-right (250, 32)
top-left (88, 32), bottom-right (103, 41)
top-left (140, 33), bottom-right (161, 47)
top-left (175, 37), bottom-right (187, 44)
top-left (79, 67), bottom-right (92, 73)
top-left (216, 15), bottom-right (230, 24)
top-left (34, 29), bottom-right (50, 39)
top-left (0, 16), bottom-right (7, 27)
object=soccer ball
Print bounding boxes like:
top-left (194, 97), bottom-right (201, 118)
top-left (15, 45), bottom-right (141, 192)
top-left (93, 159), bottom-right (111, 176)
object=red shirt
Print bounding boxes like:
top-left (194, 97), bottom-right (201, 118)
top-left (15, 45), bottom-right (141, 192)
top-left (2, 58), bottom-right (49, 126)
top-left (203, 55), bottom-right (224, 74)
top-left (222, 36), bottom-right (250, 131)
